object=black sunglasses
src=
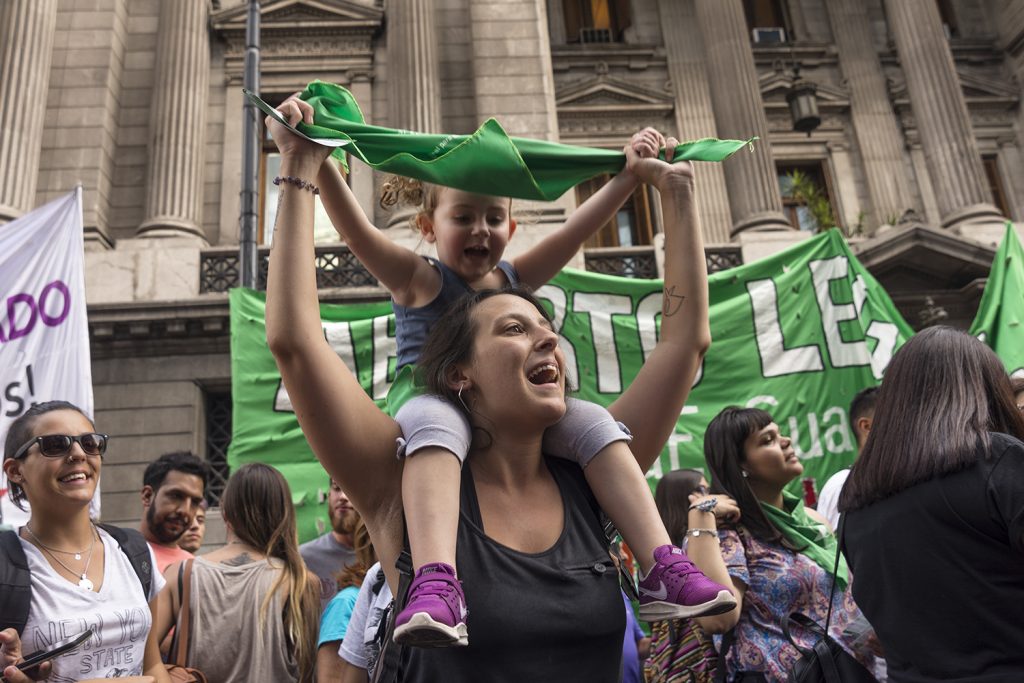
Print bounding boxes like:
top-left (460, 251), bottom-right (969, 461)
top-left (12, 433), bottom-right (109, 460)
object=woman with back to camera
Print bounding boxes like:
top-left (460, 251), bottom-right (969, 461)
top-left (839, 327), bottom-right (1024, 682)
top-left (685, 407), bottom-right (878, 682)
top-left (262, 100), bottom-right (716, 680)
top-left (152, 462), bottom-right (321, 683)
top-left (0, 401), bottom-right (170, 683)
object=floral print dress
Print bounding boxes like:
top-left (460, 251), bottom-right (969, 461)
top-left (709, 526), bottom-right (877, 682)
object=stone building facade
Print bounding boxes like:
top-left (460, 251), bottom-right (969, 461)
top-left (1, 0), bottom-right (1022, 536)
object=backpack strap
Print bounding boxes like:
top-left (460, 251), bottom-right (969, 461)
top-left (371, 545), bottom-right (414, 683)
top-left (0, 529), bottom-right (32, 634)
top-left (96, 524), bottom-right (153, 599)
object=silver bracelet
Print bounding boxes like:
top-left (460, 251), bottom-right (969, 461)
top-left (688, 497), bottom-right (718, 514)
top-left (689, 528), bottom-right (718, 538)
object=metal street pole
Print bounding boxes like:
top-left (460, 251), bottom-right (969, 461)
top-left (239, 0), bottom-right (260, 288)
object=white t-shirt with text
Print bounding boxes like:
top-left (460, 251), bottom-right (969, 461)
top-left (18, 527), bottom-right (165, 682)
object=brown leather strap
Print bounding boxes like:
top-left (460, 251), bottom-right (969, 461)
top-left (173, 559), bottom-right (195, 668)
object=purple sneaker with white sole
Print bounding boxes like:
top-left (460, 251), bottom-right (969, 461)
top-left (393, 562), bottom-right (469, 647)
top-left (637, 545), bottom-right (737, 620)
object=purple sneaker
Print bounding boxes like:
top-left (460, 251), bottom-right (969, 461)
top-left (393, 562), bottom-right (469, 647)
top-left (637, 545), bottom-right (736, 620)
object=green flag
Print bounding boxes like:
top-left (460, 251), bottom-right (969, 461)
top-left (229, 230), bottom-right (913, 541)
top-left (969, 223), bottom-right (1024, 378)
top-left (246, 81), bottom-right (754, 202)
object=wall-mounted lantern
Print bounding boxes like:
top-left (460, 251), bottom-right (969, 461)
top-left (786, 64), bottom-right (820, 135)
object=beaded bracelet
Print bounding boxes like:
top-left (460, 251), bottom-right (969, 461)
top-left (274, 175), bottom-right (320, 195)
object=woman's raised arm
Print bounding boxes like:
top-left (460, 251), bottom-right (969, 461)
top-left (607, 142), bottom-right (712, 473)
top-left (264, 100), bottom-right (403, 519)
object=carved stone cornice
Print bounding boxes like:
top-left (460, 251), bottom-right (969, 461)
top-left (555, 73), bottom-right (674, 140)
top-left (88, 288), bottom-right (387, 359)
top-left (211, 0), bottom-right (382, 82)
top-left (551, 44), bottom-right (664, 73)
top-left (751, 41), bottom-right (837, 69)
top-left (888, 66), bottom-right (1020, 141)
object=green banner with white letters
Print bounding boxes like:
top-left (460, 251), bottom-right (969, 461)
top-left (229, 230), bottom-right (914, 541)
top-left (969, 223), bottom-right (1024, 379)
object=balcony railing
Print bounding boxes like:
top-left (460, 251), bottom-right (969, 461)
top-left (200, 244), bottom-right (743, 293)
top-left (584, 245), bottom-right (743, 279)
top-left (200, 245), bottom-right (378, 293)
top-left (584, 246), bottom-right (658, 279)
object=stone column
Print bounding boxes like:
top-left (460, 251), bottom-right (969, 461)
top-left (885, 0), bottom-right (1003, 229)
top-left (468, 0), bottom-right (572, 241)
top-left (827, 0), bottom-right (915, 226)
top-left (386, 0), bottom-right (442, 132)
top-left (658, 0), bottom-right (732, 243)
top-left (694, 0), bottom-right (790, 235)
top-left (0, 0), bottom-right (58, 222)
top-left (138, 0), bottom-right (210, 240)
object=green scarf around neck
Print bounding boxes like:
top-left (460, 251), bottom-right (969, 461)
top-left (246, 81), bottom-right (755, 202)
top-left (760, 490), bottom-right (849, 591)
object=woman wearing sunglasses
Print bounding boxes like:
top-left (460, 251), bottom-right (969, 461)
top-left (0, 401), bottom-right (171, 683)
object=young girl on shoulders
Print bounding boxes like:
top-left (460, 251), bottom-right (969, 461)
top-left (274, 96), bottom-right (735, 648)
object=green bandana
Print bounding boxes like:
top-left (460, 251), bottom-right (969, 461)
top-left (760, 490), bottom-right (849, 591)
top-left (247, 81), bottom-right (754, 202)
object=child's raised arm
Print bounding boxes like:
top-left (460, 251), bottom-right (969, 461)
top-left (511, 128), bottom-right (664, 289)
top-left (278, 95), bottom-right (435, 305)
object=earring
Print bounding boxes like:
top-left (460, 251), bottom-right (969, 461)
top-left (741, 471), bottom-right (749, 478)
top-left (457, 382), bottom-right (469, 412)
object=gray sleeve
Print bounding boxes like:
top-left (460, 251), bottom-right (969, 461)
top-left (541, 397), bottom-right (632, 467)
top-left (394, 394), bottom-right (472, 464)
top-left (338, 565), bottom-right (379, 669)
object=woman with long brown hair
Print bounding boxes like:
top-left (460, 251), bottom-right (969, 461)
top-left (839, 326), bottom-right (1024, 681)
top-left (153, 462), bottom-right (320, 682)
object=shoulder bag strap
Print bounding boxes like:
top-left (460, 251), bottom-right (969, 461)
top-left (712, 629), bottom-right (736, 683)
top-left (823, 516), bottom-right (845, 634)
top-left (173, 559), bottom-right (196, 668)
top-left (811, 638), bottom-right (844, 683)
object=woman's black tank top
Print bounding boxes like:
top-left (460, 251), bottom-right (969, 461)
top-left (400, 457), bottom-right (625, 682)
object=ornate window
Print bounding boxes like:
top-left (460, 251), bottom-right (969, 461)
top-left (259, 95), bottom-right (346, 246)
top-left (777, 161), bottom-right (837, 232)
top-left (203, 388), bottom-right (232, 507)
top-left (563, 0), bottom-right (632, 44)
top-left (936, 0), bottom-right (958, 38)
top-left (575, 174), bottom-right (656, 248)
top-left (743, 0), bottom-right (791, 42)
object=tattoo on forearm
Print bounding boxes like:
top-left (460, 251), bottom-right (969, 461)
top-left (663, 286), bottom-right (686, 317)
top-left (223, 552), bottom-right (255, 567)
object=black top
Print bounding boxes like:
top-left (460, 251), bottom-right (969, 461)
top-left (401, 457), bottom-right (625, 682)
top-left (843, 432), bottom-right (1024, 683)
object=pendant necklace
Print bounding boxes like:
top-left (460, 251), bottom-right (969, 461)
top-left (23, 523), bottom-right (91, 560)
top-left (24, 524), bottom-right (98, 591)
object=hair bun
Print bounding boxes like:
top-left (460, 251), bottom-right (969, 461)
top-left (379, 175), bottom-right (425, 210)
